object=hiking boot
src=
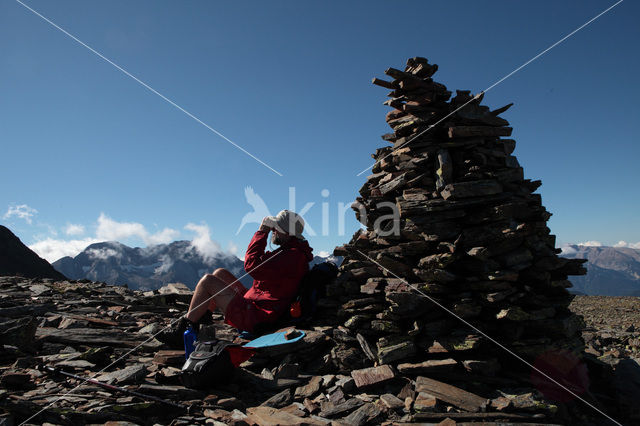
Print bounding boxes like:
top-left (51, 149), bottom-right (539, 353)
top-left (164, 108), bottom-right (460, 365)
top-left (156, 316), bottom-right (197, 349)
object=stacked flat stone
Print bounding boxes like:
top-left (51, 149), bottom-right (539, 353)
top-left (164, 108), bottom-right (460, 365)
top-left (330, 57), bottom-right (588, 377)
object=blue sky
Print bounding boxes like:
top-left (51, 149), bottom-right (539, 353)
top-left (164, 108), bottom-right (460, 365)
top-left (1, 0), bottom-right (638, 262)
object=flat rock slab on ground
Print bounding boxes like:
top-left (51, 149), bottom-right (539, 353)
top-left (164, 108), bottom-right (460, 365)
top-left (246, 406), bottom-right (328, 425)
top-left (351, 365), bottom-right (395, 388)
top-left (415, 376), bottom-right (489, 412)
top-left (153, 350), bottom-right (185, 366)
top-left (397, 358), bottom-right (457, 374)
top-left (36, 327), bottom-right (151, 348)
top-left (96, 363), bottom-right (148, 385)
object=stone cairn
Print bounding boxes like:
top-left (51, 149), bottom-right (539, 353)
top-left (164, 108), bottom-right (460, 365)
top-left (328, 57), bottom-right (589, 388)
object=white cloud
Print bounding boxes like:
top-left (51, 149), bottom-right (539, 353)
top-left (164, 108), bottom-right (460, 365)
top-left (154, 254), bottom-right (175, 274)
top-left (614, 240), bottom-right (640, 249)
top-left (4, 204), bottom-right (38, 224)
top-left (65, 223), bottom-right (85, 236)
top-left (29, 214), bottom-right (241, 263)
top-left (96, 213), bottom-right (179, 245)
top-left (146, 227), bottom-right (180, 245)
top-left (560, 244), bottom-right (577, 255)
top-left (29, 237), bottom-right (100, 263)
top-left (227, 241), bottom-right (238, 256)
top-left (317, 250), bottom-right (330, 258)
top-left (96, 213), bottom-right (147, 241)
top-left (185, 223), bottom-right (221, 260)
top-left (86, 247), bottom-right (122, 260)
top-left (578, 241), bottom-right (602, 247)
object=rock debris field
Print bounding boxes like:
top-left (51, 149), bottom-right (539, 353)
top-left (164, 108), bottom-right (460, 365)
top-left (0, 276), bottom-right (638, 425)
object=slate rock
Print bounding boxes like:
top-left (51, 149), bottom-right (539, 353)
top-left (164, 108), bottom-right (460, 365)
top-left (137, 384), bottom-right (204, 400)
top-left (340, 402), bottom-right (382, 426)
top-left (261, 388), bottom-right (293, 408)
top-left (96, 363), bottom-right (148, 385)
top-left (319, 397), bottom-right (365, 418)
top-left (153, 350), bottom-right (185, 366)
top-left (335, 375), bottom-right (355, 392)
top-left (246, 406), bottom-right (326, 426)
top-left (351, 365), bottom-right (395, 389)
top-left (295, 375), bottom-right (322, 399)
top-left (377, 339), bottom-right (416, 364)
top-left (415, 376), bottom-right (488, 412)
top-left (397, 358), bottom-right (457, 375)
top-left (414, 391), bottom-right (437, 412)
top-left (0, 317), bottom-right (38, 351)
top-left (217, 397), bottom-right (245, 411)
top-left (54, 359), bottom-right (96, 370)
top-left (380, 393), bottom-right (404, 410)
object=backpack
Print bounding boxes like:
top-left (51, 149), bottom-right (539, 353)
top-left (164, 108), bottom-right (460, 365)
top-left (290, 261), bottom-right (339, 320)
top-left (180, 339), bottom-right (239, 389)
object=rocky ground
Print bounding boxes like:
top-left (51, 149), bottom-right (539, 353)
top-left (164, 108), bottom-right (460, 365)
top-left (0, 276), bottom-right (637, 425)
top-left (568, 295), bottom-right (640, 421)
top-left (568, 295), bottom-right (640, 424)
top-left (569, 295), bottom-right (640, 359)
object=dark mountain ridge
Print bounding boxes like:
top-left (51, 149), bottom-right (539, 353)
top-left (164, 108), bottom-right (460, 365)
top-left (0, 225), bottom-right (66, 280)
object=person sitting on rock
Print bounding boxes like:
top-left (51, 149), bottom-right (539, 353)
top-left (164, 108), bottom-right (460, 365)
top-left (159, 210), bottom-right (313, 345)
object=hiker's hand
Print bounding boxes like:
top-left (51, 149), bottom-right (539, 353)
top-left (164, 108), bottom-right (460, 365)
top-left (259, 224), bottom-right (271, 233)
top-left (259, 217), bottom-right (274, 233)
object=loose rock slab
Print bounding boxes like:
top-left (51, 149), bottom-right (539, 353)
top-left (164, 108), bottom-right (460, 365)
top-left (246, 406), bottom-right (327, 425)
top-left (397, 358), bottom-right (457, 374)
top-left (351, 365), bottom-right (395, 388)
top-left (415, 376), bottom-right (488, 412)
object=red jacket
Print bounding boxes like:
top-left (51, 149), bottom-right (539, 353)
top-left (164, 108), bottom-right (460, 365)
top-left (243, 230), bottom-right (314, 322)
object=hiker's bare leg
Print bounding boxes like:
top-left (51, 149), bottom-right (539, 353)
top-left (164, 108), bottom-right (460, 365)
top-left (212, 268), bottom-right (246, 294)
top-left (185, 275), bottom-right (233, 322)
top-left (185, 269), bottom-right (244, 322)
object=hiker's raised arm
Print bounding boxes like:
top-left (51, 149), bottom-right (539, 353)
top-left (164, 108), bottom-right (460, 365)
top-left (244, 226), bottom-right (281, 280)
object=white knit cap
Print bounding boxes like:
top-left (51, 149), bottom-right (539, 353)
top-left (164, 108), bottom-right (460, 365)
top-left (267, 209), bottom-right (305, 239)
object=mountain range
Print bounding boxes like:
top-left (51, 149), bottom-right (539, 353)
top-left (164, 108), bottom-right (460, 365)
top-left (52, 240), bottom-right (342, 291)
top-left (561, 245), bottom-right (640, 296)
top-left (53, 240), bottom-right (252, 291)
top-left (3, 221), bottom-right (634, 296)
top-left (46, 240), bottom-right (640, 296)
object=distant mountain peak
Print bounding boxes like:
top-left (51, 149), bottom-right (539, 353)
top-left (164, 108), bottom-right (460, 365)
top-left (561, 245), bottom-right (640, 296)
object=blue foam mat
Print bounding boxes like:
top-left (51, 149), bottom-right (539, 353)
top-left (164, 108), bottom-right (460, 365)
top-left (243, 330), bottom-right (306, 349)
